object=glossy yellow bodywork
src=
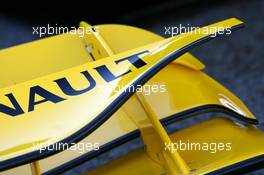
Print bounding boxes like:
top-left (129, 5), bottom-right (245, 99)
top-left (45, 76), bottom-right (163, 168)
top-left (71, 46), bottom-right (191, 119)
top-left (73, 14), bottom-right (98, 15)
top-left (81, 21), bottom-right (191, 174)
top-left (0, 18), bottom-right (263, 175)
top-left (86, 118), bottom-right (264, 175)
top-left (29, 161), bottom-right (41, 175)
top-left (0, 18), bottom-right (246, 162)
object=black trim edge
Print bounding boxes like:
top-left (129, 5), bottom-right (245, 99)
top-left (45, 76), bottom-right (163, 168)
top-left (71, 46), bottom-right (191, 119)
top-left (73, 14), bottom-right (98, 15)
top-left (43, 104), bottom-right (258, 175)
top-left (206, 154), bottom-right (264, 175)
top-left (0, 23), bottom-right (249, 172)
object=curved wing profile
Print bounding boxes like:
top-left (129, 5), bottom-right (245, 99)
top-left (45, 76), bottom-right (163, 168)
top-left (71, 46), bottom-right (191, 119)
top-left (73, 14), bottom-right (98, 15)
top-left (0, 18), bottom-right (251, 171)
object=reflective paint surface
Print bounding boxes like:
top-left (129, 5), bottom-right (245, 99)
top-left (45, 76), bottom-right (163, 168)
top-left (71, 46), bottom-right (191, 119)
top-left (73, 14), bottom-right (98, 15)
top-left (0, 18), bottom-right (260, 173)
